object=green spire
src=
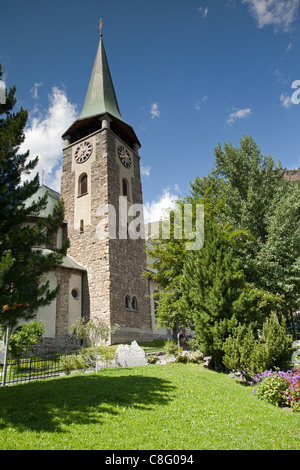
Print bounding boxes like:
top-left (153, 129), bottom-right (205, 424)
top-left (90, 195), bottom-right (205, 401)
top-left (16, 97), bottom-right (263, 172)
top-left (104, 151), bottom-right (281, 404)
top-left (79, 31), bottom-right (124, 122)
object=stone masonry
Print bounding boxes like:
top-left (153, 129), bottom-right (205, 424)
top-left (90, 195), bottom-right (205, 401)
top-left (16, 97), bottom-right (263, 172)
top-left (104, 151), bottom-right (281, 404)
top-left (61, 124), bottom-right (152, 344)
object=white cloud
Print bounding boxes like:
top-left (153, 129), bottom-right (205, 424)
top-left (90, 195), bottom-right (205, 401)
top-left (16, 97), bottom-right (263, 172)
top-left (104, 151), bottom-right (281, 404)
top-left (141, 165), bottom-right (151, 177)
top-left (280, 92), bottom-right (293, 108)
top-left (144, 188), bottom-right (179, 224)
top-left (242, 0), bottom-right (300, 31)
top-left (227, 108), bottom-right (252, 125)
top-left (195, 95), bottom-right (208, 111)
top-left (20, 86), bottom-right (78, 192)
top-left (275, 69), bottom-right (289, 85)
top-left (150, 102), bottom-right (160, 119)
top-left (30, 82), bottom-right (43, 99)
top-left (198, 6), bottom-right (209, 17)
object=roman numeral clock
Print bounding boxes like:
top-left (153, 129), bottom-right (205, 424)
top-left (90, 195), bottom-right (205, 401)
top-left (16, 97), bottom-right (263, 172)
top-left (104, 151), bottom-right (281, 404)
top-left (74, 141), bottom-right (93, 164)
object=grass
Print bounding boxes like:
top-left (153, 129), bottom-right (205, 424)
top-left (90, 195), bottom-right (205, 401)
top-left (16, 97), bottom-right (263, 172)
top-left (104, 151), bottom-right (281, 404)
top-left (0, 363), bottom-right (299, 450)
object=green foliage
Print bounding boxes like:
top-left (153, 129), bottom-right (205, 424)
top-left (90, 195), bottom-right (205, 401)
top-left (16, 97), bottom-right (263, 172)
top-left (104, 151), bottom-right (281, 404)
top-left (144, 200), bottom-right (195, 329)
top-left (190, 135), bottom-right (284, 245)
top-left (222, 315), bottom-right (292, 374)
top-left (175, 351), bottom-right (204, 363)
top-left (79, 349), bottom-right (96, 369)
top-left (190, 135), bottom-right (300, 338)
top-left (0, 64), bottom-right (68, 330)
top-left (163, 339), bottom-right (178, 356)
top-left (253, 374), bottom-right (290, 407)
top-left (8, 320), bottom-right (45, 359)
top-left (71, 318), bottom-right (119, 348)
top-left (60, 355), bottom-right (87, 375)
top-left (252, 369), bottom-right (300, 410)
top-left (147, 355), bottom-right (160, 364)
top-left (186, 336), bottom-right (201, 352)
top-left (256, 183), bottom-right (300, 333)
top-left (179, 211), bottom-right (281, 363)
top-left (97, 346), bottom-right (116, 366)
top-left (175, 351), bottom-right (188, 363)
top-left (71, 318), bottom-right (119, 371)
top-left (1, 364), bottom-right (300, 450)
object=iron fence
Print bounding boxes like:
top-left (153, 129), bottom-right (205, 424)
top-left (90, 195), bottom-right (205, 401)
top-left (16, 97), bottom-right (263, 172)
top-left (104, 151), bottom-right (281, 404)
top-left (0, 350), bottom-right (80, 386)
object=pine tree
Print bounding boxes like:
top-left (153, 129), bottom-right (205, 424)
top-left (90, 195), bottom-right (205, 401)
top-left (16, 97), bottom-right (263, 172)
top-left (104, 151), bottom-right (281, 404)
top-left (0, 65), bottom-right (68, 329)
top-left (179, 212), bottom-right (282, 363)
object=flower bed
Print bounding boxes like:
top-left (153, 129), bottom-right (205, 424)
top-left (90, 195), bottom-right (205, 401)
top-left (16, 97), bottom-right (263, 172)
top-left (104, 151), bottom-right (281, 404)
top-left (251, 368), bottom-right (300, 411)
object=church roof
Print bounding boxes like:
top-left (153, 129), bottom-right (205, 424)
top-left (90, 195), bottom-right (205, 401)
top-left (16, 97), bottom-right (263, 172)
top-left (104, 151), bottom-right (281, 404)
top-left (38, 249), bottom-right (86, 272)
top-left (78, 35), bottom-right (124, 123)
top-left (24, 184), bottom-right (63, 220)
top-left (62, 30), bottom-right (140, 147)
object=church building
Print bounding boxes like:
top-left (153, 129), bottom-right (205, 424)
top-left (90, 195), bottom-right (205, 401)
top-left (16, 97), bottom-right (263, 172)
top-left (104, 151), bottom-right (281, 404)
top-left (31, 26), bottom-right (172, 349)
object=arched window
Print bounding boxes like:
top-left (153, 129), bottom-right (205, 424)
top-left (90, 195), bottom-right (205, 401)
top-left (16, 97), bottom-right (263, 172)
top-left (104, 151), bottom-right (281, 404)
top-left (79, 173), bottom-right (88, 196)
top-left (125, 295), bottom-right (131, 310)
top-left (132, 296), bottom-right (138, 311)
top-left (122, 178), bottom-right (130, 200)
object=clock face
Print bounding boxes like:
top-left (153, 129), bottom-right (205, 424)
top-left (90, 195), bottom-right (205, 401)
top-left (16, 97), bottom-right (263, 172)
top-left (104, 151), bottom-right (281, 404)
top-left (74, 141), bottom-right (93, 164)
top-left (118, 145), bottom-right (132, 169)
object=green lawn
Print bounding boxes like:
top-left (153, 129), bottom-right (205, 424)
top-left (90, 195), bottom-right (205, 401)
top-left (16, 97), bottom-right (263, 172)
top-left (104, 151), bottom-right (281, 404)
top-left (0, 363), bottom-right (299, 450)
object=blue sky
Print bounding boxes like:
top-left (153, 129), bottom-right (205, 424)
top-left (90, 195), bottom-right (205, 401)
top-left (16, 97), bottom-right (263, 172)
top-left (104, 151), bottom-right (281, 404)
top-left (1, 0), bottom-right (300, 221)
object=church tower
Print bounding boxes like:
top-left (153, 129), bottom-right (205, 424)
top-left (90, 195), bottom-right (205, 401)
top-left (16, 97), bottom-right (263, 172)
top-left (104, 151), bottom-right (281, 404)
top-left (61, 22), bottom-right (152, 343)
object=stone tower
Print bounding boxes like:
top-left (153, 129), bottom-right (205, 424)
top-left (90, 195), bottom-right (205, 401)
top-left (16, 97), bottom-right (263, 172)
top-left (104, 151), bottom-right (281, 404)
top-left (61, 25), bottom-right (152, 343)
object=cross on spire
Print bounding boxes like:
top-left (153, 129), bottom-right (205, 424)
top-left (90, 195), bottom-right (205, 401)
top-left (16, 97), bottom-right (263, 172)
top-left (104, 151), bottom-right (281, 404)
top-left (99, 18), bottom-right (103, 36)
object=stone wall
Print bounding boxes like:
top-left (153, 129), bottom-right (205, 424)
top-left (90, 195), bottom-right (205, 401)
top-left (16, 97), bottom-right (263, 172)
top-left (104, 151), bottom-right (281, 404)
top-left (42, 266), bottom-right (82, 351)
top-left (61, 125), bottom-right (152, 344)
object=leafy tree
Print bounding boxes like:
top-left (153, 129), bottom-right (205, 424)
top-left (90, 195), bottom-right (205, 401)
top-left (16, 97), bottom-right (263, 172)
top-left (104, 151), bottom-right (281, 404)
top-left (71, 317), bottom-right (119, 371)
top-left (8, 320), bottom-right (45, 359)
top-left (144, 198), bottom-right (203, 331)
top-left (190, 135), bottom-right (299, 336)
top-left (0, 65), bottom-right (68, 329)
top-left (190, 135), bottom-right (284, 244)
top-left (179, 210), bottom-right (282, 364)
top-left (256, 183), bottom-right (300, 337)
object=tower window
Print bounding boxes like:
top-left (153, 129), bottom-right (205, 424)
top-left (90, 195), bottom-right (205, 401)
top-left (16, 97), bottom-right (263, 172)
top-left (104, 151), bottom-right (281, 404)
top-left (132, 296), bottom-right (138, 311)
top-left (125, 295), bottom-right (131, 310)
top-left (79, 173), bottom-right (88, 196)
top-left (80, 219), bottom-right (84, 233)
top-left (122, 178), bottom-right (130, 200)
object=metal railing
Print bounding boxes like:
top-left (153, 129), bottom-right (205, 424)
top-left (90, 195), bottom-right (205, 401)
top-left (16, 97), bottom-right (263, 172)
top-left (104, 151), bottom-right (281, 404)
top-left (0, 350), bottom-right (80, 386)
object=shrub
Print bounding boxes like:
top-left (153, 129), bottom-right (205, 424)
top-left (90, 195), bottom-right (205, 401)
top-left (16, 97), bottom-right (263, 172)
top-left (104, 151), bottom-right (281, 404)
top-left (60, 354), bottom-right (86, 375)
top-left (79, 349), bottom-right (96, 368)
top-left (175, 352), bottom-right (188, 363)
top-left (186, 337), bottom-right (201, 352)
top-left (60, 356), bottom-right (75, 375)
top-left (9, 321), bottom-right (45, 359)
top-left (251, 368), bottom-right (300, 410)
top-left (147, 355), bottom-right (159, 364)
top-left (175, 351), bottom-right (204, 364)
top-left (163, 339), bottom-right (178, 357)
top-left (97, 346), bottom-right (116, 366)
top-left (186, 351), bottom-right (204, 363)
top-left (222, 314), bottom-right (292, 374)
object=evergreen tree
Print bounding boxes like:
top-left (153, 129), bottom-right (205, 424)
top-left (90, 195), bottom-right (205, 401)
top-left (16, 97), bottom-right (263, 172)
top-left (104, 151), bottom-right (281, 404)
top-left (257, 182), bottom-right (300, 337)
top-left (144, 198), bottom-right (203, 330)
top-left (190, 135), bottom-right (300, 335)
top-left (179, 211), bottom-right (282, 363)
top-left (190, 135), bottom-right (284, 244)
top-left (0, 65), bottom-right (68, 329)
